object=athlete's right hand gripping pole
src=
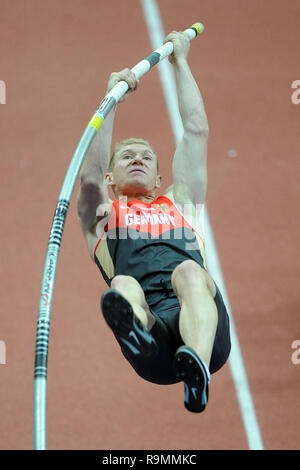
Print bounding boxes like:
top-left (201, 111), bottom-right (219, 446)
top-left (33, 22), bottom-right (204, 451)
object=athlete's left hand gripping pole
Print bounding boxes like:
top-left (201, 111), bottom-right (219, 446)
top-left (33, 22), bottom-right (204, 450)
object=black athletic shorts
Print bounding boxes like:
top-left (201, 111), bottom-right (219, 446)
top-left (117, 283), bottom-right (231, 385)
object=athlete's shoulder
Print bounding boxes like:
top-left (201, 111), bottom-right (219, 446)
top-left (161, 186), bottom-right (205, 240)
top-left (161, 185), bottom-right (174, 202)
top-left (157, 186), bottom-right (176, 209)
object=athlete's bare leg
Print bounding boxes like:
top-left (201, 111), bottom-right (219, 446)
top-left (110, 275), bottom-right (156, 330)
top-left (171, 260), bottom-right (218, 367)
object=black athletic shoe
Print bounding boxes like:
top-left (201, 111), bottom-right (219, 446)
top-left (174, 345), bottom-right (210, 413)
top-left (101, 289), bottom-right (158, 357)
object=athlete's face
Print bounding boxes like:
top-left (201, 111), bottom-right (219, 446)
top-left (107, 143), bottom-right (161, 195)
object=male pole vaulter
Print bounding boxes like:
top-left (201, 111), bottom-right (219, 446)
top-left (76, 31), bottom-right (231, 413)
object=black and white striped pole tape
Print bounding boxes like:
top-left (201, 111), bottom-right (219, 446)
top-left (33, 22), bottom-right (204, 450)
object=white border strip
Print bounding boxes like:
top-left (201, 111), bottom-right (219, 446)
top-left (140, 0), bottom-right (183, 145)
top-left (140, 0), bottom-right (264, 450)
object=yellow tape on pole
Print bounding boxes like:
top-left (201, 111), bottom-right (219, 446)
top-left (88, 115), bottom-right (103, 131)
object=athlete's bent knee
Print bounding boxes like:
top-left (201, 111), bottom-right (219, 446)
top-left (111, 274), bottom-right (138, 290)
top-left (172, 260), bottom-right (205, 285)
top-left (111, 274), bottom-right (149, 307)
top-left (171, 260), bottom-right (215, 297)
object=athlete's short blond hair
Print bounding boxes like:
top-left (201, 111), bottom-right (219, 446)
top-left (108, 137), bottom-right (158, 172)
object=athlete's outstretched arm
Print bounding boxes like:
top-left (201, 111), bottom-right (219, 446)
top-left (76, 69), bottom-right (138, 235)
top-left (165, 31), bottom-right (209, 206)
top-left (77, 103), bottom-right (115, 234)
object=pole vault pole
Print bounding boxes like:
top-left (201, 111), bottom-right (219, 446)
top-left (33, 22), bottom-right (204, 450)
